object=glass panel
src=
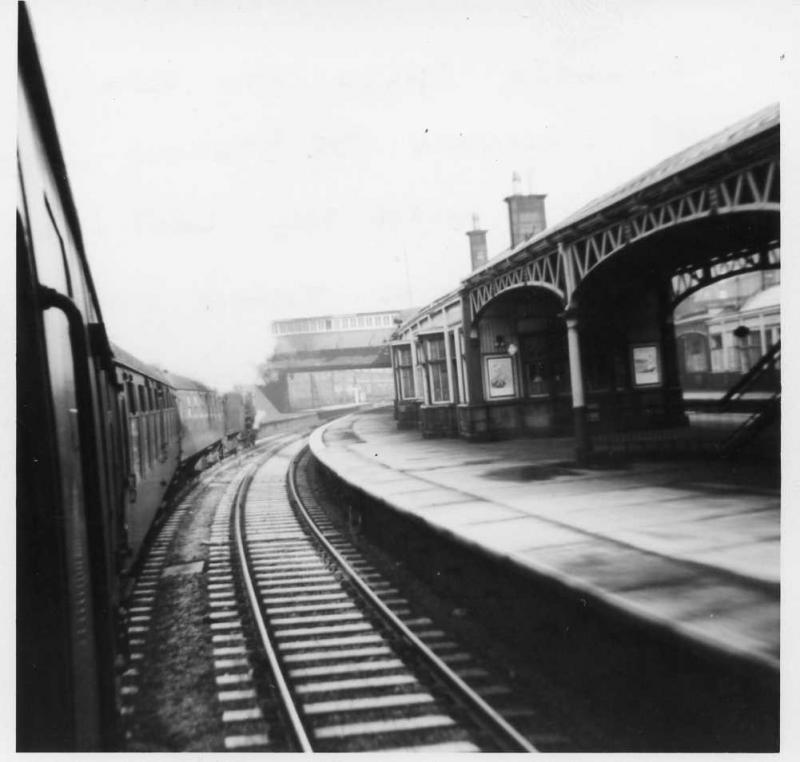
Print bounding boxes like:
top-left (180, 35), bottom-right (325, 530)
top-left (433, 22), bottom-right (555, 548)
top-left (425, 336), bottom-right (446, 361)
top-left (428, 363), bottom-right (449, 402)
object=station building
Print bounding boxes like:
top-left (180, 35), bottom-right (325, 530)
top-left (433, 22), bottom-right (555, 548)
top-left (389, 105), bottom-right (780, 459)
top-left (262, 309), bottom-right (416, 412)
top-left (674, 273), bottom-right (780, 392)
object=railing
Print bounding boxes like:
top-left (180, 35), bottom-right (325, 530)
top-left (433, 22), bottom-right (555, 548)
top-left (720, 341), bottom-right (781, 408)
top-left (719, 392), bottom-right (781, 457)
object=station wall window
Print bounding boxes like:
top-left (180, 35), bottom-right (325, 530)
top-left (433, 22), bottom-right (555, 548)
top-left (125, 380), bottom-right (136, 414)
top-left (766, 324), bottom-right (780, 348)
top-left (738, 330), bottom-right (763, 371)
top-left (394, 345), bottom-right (416, 399)
top-left (423, 335), bottom-right (450, 403)
top-left (520, 333), bottom-right (548, 396)
top-left (682, 334), bottom-right (709, 373)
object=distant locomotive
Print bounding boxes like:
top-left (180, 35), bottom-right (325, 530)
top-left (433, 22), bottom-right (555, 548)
top-left (17, 6), bottom-right (246, 750)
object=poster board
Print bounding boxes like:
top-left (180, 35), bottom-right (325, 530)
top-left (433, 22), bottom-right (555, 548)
top-left (631, 343), bottom-right (662, 387)
top-left (484, 355), bottom-right (516, 399)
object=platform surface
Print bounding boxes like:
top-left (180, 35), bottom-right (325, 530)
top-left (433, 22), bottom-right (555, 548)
top-left (309, 410), bottom-right (780, 673)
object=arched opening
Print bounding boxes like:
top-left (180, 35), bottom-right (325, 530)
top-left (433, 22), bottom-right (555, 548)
top-left (470, 286), bottom-right (571, 436)
top-left (570, 209), bottom-right (779, 437)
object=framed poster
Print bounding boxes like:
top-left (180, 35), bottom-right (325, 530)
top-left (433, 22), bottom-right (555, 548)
top-left (484, 355), bottom-right (516, 399)
top-left (631, 343), bottom-right (662, 387)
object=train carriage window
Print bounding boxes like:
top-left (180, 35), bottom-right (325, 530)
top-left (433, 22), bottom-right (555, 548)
top-left (41, 192), bottom-right (94, 320)
top-left (137, 385), bottom-right (147, 412)
top-left (43, 195), bottom-right (73, 298)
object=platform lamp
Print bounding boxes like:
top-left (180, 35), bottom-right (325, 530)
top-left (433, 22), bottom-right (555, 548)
top-left (495, 334), bottom-right (519, 357)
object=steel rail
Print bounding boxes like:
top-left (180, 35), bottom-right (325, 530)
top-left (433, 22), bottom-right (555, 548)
top-left (286, 446), bottom-right (538, 753)
top-left (232, 458), bottom-right (314, 753)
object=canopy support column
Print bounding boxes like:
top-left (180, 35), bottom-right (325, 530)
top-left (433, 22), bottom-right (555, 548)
top-left (564, 308), bottom-right (591, 465)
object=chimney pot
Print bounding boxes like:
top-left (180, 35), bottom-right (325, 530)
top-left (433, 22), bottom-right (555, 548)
top-left (466, 215), bottom-right (488, 271)
top-left (504, 188), bottom-right (547, 249)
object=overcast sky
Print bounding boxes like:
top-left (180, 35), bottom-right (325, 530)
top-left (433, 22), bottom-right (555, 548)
top-left (22, 0), bottom-right (791, 389)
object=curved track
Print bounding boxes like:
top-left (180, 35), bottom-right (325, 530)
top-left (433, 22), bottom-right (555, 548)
top-left (232, 441), bottom-right (537, 753)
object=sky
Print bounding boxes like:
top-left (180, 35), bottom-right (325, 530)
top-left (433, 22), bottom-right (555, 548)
top-left (16, 0), bottom-right (794, 389)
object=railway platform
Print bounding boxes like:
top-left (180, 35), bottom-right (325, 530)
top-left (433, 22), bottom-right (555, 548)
top-left (309, 408), bottom-right (779, 675)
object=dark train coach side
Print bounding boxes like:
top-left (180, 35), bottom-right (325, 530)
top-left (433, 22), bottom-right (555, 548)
top-left (165, 372), bottom-right (226, 466)
top-left (17, 5), bottom-right (122, 750)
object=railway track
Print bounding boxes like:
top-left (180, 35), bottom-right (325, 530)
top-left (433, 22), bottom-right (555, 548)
top-left (123, 435), bottom-right (552, 751)
top-left (224, 441), bottom-right (536, 752)
top-left (120, 426), bottom-right (776, 753)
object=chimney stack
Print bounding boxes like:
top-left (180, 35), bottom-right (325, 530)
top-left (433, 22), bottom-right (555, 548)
top-left (504, 171), bottom-right (547, 249)
top-left (466, 213), bottom-right (488, 271)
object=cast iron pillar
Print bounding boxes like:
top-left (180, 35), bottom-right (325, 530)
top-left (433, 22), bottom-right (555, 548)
top-left (564, 308), bottom-right (591, 464)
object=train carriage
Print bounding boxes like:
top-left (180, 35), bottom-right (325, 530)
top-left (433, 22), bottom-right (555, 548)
top-left (17, 5), bottom-right (121, 748)
top-left (166, 373), bottom-right (226, 465)
top-left (110, 343), bottom-right (181, 566)
top-left (16, 7), bottom-right (247, 748)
